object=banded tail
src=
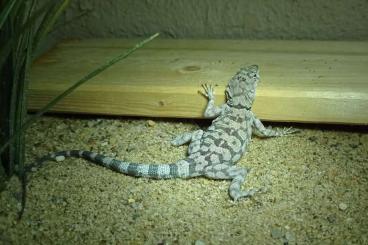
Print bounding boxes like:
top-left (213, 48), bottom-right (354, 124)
top-left (38, 150), bottom-right (197, 179)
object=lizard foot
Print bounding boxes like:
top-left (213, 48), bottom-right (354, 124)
top-left (278, 127), bottom-right (300, 136)
top-left (199, 83), bottom-right (215, 100)
top-left (230, 187), bottom-right (261, 201)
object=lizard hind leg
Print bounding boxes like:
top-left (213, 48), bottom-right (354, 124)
top-left (171, 132), bottom-right (193, 146)
top-left (204, 165), bottom-right (260, 201)
top-left (187, 129), bottom-right (204, 155)
top-left (227, 167), bottom-right (259, 201)
top-left (171, 129), bottom-right (204, 155)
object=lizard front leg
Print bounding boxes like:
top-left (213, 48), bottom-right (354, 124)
top-left (200, 84), bottom-right (223, 118)
top-left (252, 116), bottom-right (298, 137)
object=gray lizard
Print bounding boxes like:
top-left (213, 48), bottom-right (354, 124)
top-left (33, 64), bottom-right (296, 201)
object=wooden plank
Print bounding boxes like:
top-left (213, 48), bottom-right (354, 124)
top-left (29, 39), bottom-right (368, 124)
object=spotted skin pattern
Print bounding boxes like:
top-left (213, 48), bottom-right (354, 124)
top-left (41, 65), bottom-right (297, 201)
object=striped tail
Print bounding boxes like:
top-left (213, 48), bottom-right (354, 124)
top-left (40, 150), bottom-right (196, 179)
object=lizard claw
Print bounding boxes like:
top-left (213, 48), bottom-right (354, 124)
top-left (232, 187), bottom-right (261, 201)
top-left (278, 127), bottom-right (300, 136)
top-left (199, 83), bottom-right (215, 100)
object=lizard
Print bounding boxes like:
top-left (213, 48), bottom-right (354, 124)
top-left (29, 64), bottom-right (297, 202)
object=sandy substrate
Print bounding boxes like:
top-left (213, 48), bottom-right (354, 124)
top-left (0, 116), bottom-right (367, 244)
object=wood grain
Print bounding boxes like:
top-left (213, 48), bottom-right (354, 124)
top-left (29, 39), bottom-right (368, 124)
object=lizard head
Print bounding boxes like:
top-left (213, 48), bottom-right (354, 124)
top-left (225, 65), bottom-right (260, 109)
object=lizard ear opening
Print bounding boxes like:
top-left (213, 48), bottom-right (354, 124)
top-left (225, 87), bottom-right (232, 99)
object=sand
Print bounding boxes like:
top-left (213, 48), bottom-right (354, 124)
top-left (0, 116), bottom-right (367, 244)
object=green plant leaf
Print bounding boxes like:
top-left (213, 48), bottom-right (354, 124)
top-left (0, 0), bottom-right (59, 69)
top-left (33, 0), bottom-right (70, 50)
top-left (0, 0), bottom-right (17, 30)
top-left (51, 9), bottom-right (91, 34)
top-left (0, 33), bottom-right (160, 156)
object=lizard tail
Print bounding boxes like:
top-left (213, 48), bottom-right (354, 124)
top-left (32, 150), bottom-right (195, 179)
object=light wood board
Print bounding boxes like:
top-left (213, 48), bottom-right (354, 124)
top-left (29, 39), bottom-right (368, 124)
